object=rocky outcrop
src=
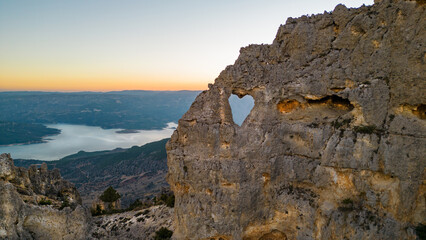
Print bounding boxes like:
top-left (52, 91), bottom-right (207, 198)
top-left (0, 153), bottom-right (91, 239)
top-left (167, 0), bottom-right (425, 239)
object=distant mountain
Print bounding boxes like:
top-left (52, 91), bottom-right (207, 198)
top-left (14, 138), bottom-right (170, 207)
top-left (0, 90), bottom-right (199, 130)
top-left (0, 90), bottom-right (199, 145)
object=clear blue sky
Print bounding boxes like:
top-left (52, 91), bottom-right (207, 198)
top-left (0, 0), bottom-right (374, 91)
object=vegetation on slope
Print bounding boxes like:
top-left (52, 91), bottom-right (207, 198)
top-left (0, 121), bottom-right (60, 145)
top-left (99, 186), bottom-right (121, 203)
top-left (14, 138), bottom-right (170, 207)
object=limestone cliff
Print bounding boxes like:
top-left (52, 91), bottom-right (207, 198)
top-left (0, 153), bottom-right (91, 239)
top-left (167, 0), bottom-right (425, 239)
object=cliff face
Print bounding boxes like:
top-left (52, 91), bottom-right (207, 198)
top-left (166, 0), bottom-right (425, 239)
top-left (0, 153), bottom-right (91, 239)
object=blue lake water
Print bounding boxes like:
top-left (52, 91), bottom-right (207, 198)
top-left (0, 123), bottom-right (177, 161)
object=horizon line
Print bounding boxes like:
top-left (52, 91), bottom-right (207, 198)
top-left (0, 89), bottom-right (205, 93)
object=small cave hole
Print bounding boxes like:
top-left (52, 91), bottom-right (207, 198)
top-left (351, 24), bottom-right (366, 36)
top-left (228, 94), bottom-right (254, 126)
top-left (306, 95), bottom-right (354, 111)
top-left (413, 104), bottom-right (425, 119)
top-left (277, 99), bottom-right (301, 113)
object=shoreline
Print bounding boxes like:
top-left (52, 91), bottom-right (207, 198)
top-left (0, 131), bottom-right (61, 147)
top-left (0, 139), bottom-right (49, 147)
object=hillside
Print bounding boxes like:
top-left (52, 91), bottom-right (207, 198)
top-left (0, 121), bottom-right (61, 145)
top-left (14, 138), bottom-right (169, 207)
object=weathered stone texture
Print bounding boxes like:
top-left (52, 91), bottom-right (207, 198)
top-left (0, 153), bottom-right (91, 240)
top-left (167, 0), bottom-right (425, 239)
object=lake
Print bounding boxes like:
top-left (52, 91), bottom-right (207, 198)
top-left (0, 123), bottom-right (177, 160)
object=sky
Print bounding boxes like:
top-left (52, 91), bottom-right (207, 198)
top-left (0, 0), bottom-right (374, 92)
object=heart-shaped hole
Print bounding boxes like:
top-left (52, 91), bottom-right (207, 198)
top-left (228, 94), bottom-right (254, 126)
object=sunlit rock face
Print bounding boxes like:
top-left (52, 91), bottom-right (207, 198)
top-left (167, 0), bottom-right (425, 239)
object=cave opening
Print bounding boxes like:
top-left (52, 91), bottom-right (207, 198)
top-left (306, 95), bottom-right (354, 111)
top-left (277, 95), bottom-right (354, 114)
top-left (413, 104), bottom-right (425, 119)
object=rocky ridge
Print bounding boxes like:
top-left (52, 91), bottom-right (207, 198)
top-left (0, 153), bottom-right (91, 239)
top-left (1, 153), bottom-right (175, 240)
top-left (167, 0), bottom-right (425, 239)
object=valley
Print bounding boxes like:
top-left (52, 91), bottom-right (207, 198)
top-left (0, 123), bottom-right (176, 160)
top-left (14, 138), bottom-right (170, 208)
top-left (1, 90), bottom-right (254, 208)
top-left (0, 90), bottom-right (199, 146)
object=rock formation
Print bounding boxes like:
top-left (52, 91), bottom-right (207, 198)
top-left (1, 152), bottom-right (176, 240)
top-left (0, 153), bottom-right (91, 239)
top-left (167, 0), bottom-right (425, 239)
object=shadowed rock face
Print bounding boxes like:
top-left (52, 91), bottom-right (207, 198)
top-left (0, 153), bottom-right (91, 240)
top-left (167, 1), bottom-right (425, 239)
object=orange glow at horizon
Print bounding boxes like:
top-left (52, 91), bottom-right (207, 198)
top-left (0, 74), bottom-right (210, 92)
top-left (1, 0), bottom-right (373, 92)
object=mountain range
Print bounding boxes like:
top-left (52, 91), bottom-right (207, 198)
top-left (0, 90), bottom-right (199, 145)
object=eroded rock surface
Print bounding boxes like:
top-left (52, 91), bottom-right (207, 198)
top-left (167, 0), bottom-right (425, 239)
top-left (0, 153), bottom-right (91, 239)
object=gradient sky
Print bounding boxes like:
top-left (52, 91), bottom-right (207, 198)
top-left (0, 0), bottom-right (374, 91)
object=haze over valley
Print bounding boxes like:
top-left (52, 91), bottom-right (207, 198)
top-left (0, 123), bottom-right (176, 160)
top-left (0, 90), bottom-right (199, 142)
top-left (0, 90), bottom-right (198, 208)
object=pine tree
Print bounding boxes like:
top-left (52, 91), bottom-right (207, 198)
top-left (99, 186), bottom-right (120, 202)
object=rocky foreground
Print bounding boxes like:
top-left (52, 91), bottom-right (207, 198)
top-left (0, 153), bottom-right (91, 239)
top-left (0, 153), bottom-right (174, 240)
top-left (167, 0), bottom-right (425, 239)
